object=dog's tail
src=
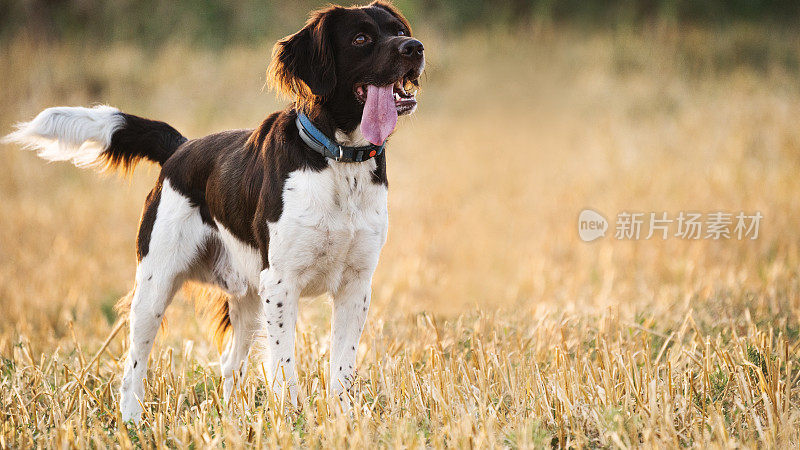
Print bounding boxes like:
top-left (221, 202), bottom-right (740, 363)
top-left (3, 105), bottom-right (186, 172)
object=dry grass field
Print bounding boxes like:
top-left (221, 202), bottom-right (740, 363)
top-left (1, 24), bottom-right (800, 447)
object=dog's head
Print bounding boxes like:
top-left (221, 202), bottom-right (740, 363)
top-left (268, 1), bottom-right (424, 145)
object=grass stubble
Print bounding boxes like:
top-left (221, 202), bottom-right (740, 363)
top-left (1, 25), bottom-right (799, 447)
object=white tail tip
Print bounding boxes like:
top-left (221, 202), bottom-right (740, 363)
top-left (3, 105), bottom-right (125, 168)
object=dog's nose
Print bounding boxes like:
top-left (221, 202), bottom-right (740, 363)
top-left (398, 39), bottom-right (424, 58)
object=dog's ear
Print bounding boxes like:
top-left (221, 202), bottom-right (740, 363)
top-left (268, 7), bottom-right (338, 104)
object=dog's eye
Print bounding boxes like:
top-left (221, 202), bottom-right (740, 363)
top-left (398, 30), bottom-right (406, 36)
top-left (352, 33), bottom-right (371, 46)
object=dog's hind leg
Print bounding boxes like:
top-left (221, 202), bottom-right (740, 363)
top-left (220, 292), bottom-right (260, 404)
top-left (119, 266), bottom-right (181, 423)
top-left (119, 179), bottom-right (211, 424)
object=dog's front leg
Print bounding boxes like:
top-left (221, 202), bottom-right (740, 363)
top-left (258, 269), bottom-right (299, 406)
top-left (329, 276), bottom-right (371, 409)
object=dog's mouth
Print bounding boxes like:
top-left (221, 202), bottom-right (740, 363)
top-left (354, 73), bottom-right (419, 146)
top-left (354, 75), bottom-right (419, 115)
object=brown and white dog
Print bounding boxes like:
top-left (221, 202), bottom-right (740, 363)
top-left (4, 1), bottom-right (423, 423)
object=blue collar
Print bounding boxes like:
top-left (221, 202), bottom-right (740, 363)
top-left (295, 111), bottom-right (386, 163)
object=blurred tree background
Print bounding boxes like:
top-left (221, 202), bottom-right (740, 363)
top-left (1, 0), bottom-right (798, 48)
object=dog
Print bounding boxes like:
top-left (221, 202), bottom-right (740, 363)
top-left (4, 1), bottom-right (424, 423)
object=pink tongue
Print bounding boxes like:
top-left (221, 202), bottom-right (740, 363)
top-left (361, 84), bottom-right (397, 146)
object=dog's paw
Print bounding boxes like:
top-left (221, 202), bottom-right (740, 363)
top-left (120, 394), bottom-right (144, 425)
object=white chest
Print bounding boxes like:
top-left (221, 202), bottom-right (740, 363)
top-left (268, 160), bottom-right (388, 295)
